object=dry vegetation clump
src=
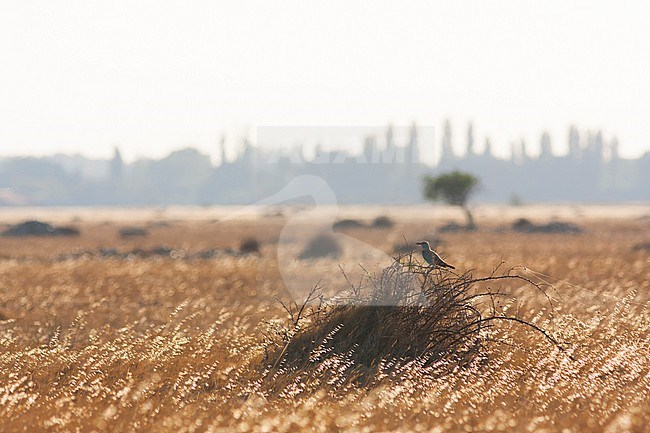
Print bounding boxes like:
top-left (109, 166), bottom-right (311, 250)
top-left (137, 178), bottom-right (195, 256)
top-left (239, 237), bottom-right (260, 254)
top-left (260, 256), bottom-right (563, 392)
top-left (332, 218), bottom-right (365, 230)
top-left (119, 226), bottom-right (148, 238)
top-left (332, 216), bottom-right (394, 230)
top-left (298, 234), bottom-right (342, 259)
top-left (371, 215), bottom-right (394, 228)
top-left (632, 241), bottom-right (650, 252)
top-left (512, 218), bottom-right (583, 234)
top-left (2, 220), bottom-right (79, 237)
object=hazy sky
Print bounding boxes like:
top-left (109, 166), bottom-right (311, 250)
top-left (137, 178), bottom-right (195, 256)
top-left (1, 1), bottom-right (649, 162)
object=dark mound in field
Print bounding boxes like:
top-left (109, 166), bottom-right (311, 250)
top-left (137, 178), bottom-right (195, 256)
top-left (239, 238), bottom-right (260, 254)
top-left (100, 246), bottom-right (184, 259)
top-left (333, 219), bottom-right (365, 229)
top-left (119, 227), bottom-right (148, 238)
top-left (632, 242), bottom-right (650, 252)
top-left (438, 222), bottom-right (475, 232)
top-left (57, 246), bottom-right (250, 261)
top-left (264, 208), bottom-right (285, 218)
top-left (512, 218), bottom-right (583, 234)
top-left (371, 215), bottom-right (395, 228)
top-left (299, 234), bottom-right (342, 259)
top-left (512, 218), bottom-right (534, 231)
top-left (334, 217), bottom-right (395, 230)
top-left (2, 220), bottom-right (79, 237)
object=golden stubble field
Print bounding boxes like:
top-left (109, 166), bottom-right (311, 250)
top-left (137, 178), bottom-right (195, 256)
top-left (0, 206), bottom-right (648, 432)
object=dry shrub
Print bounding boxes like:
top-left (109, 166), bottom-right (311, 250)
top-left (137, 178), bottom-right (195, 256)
top-left (239, 237), bottom-right (260, 254)
top-left (512, 218), bottom-right (583, 234)
top-left (332, 219), bottom-right (365, 229)
top-left (2, 220), bottom-right (79, 237)
top-left (298, 234), bottom-right (342, 259)
top-left (372, 215), bottom-right (394, 228)
top-left (119, 226), bottom-right (148, 238)
top-left (262, 255), bottom-right (563, 390)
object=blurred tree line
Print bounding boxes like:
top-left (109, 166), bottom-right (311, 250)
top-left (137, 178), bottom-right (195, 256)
top-left (0, 122), bottom-right (648, 206)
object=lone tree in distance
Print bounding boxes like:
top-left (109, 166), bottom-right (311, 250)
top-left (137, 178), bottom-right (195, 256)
top-left (423, 170), bottom-right (480, 229)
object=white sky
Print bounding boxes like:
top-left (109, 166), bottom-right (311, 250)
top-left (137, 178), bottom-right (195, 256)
top-left (1, 1), bottom-right (649, 163)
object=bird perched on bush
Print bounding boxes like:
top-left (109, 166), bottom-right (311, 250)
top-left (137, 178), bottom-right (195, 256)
top-left (416, 241), bottom-right (455, 269)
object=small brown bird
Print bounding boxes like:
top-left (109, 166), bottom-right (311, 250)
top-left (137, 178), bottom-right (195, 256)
top-left (416, 241), bottom-right (455, 269)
